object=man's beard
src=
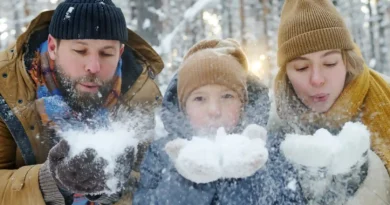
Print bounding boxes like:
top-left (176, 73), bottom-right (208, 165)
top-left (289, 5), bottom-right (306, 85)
top-left (54, 64), bottom-right (115, 117)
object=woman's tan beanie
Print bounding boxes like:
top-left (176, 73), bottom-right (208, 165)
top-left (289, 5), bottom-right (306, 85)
top-left (178, 38), bottom-right (248, 110)
top-left (277, 0), bottom-right (355, 67)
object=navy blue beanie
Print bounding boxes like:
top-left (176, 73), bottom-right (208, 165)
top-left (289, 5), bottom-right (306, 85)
top-left (49, 0), bottom-right (128, 42)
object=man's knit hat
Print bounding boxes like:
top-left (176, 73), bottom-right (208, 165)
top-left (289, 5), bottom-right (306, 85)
top-left (49, 0), bottom-right (128, 42)
top-left (277, 0), bottom-right (355, 67)
top-left (177, 39), bottom-right (249, 110)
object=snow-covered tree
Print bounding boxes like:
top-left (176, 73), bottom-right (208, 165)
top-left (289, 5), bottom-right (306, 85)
top-left (2, 0), bottom-right (390, 85)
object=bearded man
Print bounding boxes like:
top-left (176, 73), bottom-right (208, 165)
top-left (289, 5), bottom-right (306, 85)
top-left (0, 0), bottom-right (164, 204)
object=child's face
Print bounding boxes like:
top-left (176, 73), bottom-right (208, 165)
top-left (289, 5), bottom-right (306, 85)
top-left (185, 84), bottom-right (243, 135)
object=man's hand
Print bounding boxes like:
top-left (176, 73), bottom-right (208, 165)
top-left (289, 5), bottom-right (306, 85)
top-left (48, 140), bottom-right (108, 194)
top-left (112, 146), bottom-right (135, 191)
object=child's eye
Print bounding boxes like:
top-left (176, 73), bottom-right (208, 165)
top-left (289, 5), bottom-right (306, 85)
top-left (222, 94), bottom-right (234, 99)
top-left (194, 96), bottom-right (204, 101)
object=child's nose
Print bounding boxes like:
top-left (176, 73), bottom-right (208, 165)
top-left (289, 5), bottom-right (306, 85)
top-left (207, 101), bottom-right (222, 118)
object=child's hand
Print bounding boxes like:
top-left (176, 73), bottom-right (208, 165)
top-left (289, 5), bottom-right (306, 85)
top-left (242, 124), bottom-right (268, 141)
top-left (165, 137), bottom-right (222, 184)
top-left (164, 124), bottom-right (269, 183)
top-left (220, 137), bottom-right (268, 179)
top-left (217, 126), bottom-right (268, 179)
top-left (165, 138), bottom-right (188, 160)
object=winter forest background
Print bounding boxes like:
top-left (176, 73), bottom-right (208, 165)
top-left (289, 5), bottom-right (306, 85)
top-left (1, 0), bottom-right (390, 93)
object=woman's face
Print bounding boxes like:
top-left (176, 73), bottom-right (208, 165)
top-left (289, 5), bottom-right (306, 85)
top-left (185, 84), bottom-right (243, 135)
top-left (286, 49), bottom-right (347, 113)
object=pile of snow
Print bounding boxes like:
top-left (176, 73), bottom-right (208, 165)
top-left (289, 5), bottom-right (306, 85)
top-left (60, 121), bottom-right (139, 194)
top-left (165, 124), bottom-right (269, 183)
top-left (281, 128), bottom-right (338, 168)
top-left (281, 122), bottom-right (370, 175)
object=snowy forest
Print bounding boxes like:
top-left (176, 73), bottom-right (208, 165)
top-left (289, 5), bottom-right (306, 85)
top-left (1, 0), bottom-right (390, 91)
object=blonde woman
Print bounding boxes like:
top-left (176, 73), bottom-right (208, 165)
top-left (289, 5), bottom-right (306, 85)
top-left (270, 0), bottom-right (390, 204)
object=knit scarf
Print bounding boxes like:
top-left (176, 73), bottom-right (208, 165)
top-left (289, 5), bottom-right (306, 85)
top-left (274, 57), bottom-right (390, 173)
top-left (29, 40), bottom-right (123, 205)
top-left (29, 40), bottom-right (122, 130)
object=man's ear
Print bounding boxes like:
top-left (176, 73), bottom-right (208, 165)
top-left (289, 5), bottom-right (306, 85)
top-left (48, 34), bottom-right (58, 60)
top-left (119, 43), bottom-right (125, 56)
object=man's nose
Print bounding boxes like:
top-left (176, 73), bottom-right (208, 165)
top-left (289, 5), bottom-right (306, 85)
top-left (85, 54), bottom-right (101, 74)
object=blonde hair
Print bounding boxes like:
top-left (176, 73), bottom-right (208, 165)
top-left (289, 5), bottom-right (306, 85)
top-left (342, 49), bottom-right (364, 84)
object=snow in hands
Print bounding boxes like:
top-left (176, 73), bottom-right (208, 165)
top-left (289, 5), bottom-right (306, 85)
top-left (281, 122), bottom-right (370, 175)
top-left (165, 124), bottom-right (269, 183)
top-left (59, 121), bottom-right (139, 195)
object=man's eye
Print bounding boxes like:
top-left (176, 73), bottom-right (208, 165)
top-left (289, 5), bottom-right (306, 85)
top-left (74, 50), bottom-right (86, 55)
top-left (101, 53), bottom-right (114, 57)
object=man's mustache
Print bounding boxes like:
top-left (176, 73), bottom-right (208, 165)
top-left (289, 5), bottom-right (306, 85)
top-left (75, 76), bottom-right (104, 86)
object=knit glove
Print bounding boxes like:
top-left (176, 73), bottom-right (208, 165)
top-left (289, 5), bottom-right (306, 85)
top-left (329, 122), bottom-right (370, 175)
top-left (165, 124), bottom-right (268, 184)
top-left (165, 137), bottom-right (222, 184)
top-left (217, 124), bottom-right (268, 179)
top-left (47, 140), bottom-right (134, 195)
top-left (280, 122), bottom-right (370, 203)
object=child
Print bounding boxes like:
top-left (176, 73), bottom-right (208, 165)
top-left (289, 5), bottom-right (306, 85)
top-left (132, 39), bottom-right (305, 205)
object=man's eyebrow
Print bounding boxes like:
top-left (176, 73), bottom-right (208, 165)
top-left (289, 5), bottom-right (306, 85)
top-left (74, 41), bottom-right (88, 45)
top-left (102, 45), bottom-right (117, 50)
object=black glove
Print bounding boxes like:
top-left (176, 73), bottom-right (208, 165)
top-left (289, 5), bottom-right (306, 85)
top-left (112, 146), bottom-right (135, 190)
top-left (48, 140), bottom-right (135, 195)
top-left (85, 147), bottom-right (135, 203)
top-left (48, 140), bottom-right (108, 194)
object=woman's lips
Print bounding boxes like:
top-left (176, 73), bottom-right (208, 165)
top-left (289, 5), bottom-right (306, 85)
top-left (311, 93), bottom-right (329, 102)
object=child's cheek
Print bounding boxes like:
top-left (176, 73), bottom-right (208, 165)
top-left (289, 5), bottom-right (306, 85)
top-left (225, 108), bottom-right (242, 130)
top-left (187, 112), bottom-right (208, 130)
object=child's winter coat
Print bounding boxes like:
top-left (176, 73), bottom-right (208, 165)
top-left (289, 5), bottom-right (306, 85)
top-left (132, 74), bottom-right (306, 205)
